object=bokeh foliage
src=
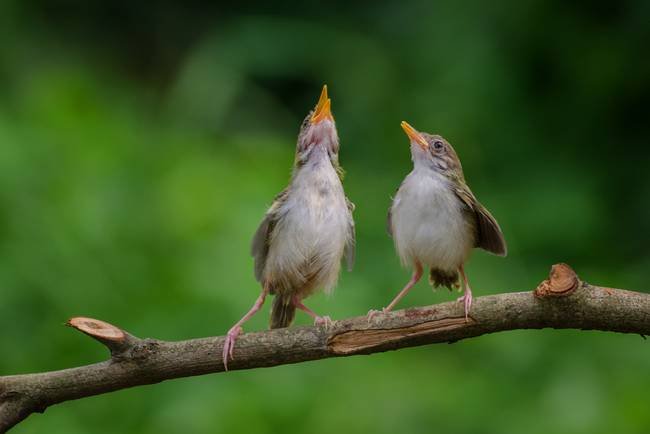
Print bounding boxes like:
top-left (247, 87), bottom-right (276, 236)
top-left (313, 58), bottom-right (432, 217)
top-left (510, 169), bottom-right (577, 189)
top-left (1, 1), bottom-right (649, 433)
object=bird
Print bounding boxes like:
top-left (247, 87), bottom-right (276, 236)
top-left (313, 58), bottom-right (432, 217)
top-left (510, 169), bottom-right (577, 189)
top-left (222, 85), bottom-right (355, 369)
top-left (370, 121), bottom-right (506, 321)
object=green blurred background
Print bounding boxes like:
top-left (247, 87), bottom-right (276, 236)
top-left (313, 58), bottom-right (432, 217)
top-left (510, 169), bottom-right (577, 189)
top-left (1, 1), bottom-right (649, 433)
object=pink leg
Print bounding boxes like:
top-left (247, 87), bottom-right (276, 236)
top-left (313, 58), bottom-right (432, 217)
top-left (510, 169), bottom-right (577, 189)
top-left (456, 264), bottom-right (473, 321)
top-left (368, 262), bottom-right (423, 320)
top-left (292, 295), bottom-right (332, 329)
top-left (222, 285), bottom-right (269, 371)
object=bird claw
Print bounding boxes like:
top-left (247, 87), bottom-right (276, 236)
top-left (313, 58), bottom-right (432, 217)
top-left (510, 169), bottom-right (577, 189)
top-left (367, 308), bottom-right (389, 323)
top-left (222, 325), bottom-right (242, 371)
top-left (314, 315), bottom-right (333, 330)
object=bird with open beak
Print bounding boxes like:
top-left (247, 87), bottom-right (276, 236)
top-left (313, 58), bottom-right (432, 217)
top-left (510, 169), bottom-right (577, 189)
top-left (370, 121), bottom-right (506, 320)
top-left (222, 86), bottom-right (355, 369)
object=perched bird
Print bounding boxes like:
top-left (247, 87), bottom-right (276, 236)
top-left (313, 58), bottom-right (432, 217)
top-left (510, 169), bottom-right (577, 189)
top-left (371, 121), bottom-right (506, 320)
top-left (222, 85), bottom-right (355, 369)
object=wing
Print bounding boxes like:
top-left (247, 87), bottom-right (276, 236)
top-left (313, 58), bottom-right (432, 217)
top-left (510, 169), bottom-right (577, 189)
top-left (454, 183), bottom-right (507, 256)
top-left (251, 189), bottom-right (289, 282)
top-left (343, 198), bottom-right (356, 271)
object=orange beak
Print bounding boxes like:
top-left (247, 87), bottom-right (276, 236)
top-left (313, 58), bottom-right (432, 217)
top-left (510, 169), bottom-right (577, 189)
top-left (401, 121), bottom-right (428, 151)
top-left (311, 85), bottom-right (333, 124)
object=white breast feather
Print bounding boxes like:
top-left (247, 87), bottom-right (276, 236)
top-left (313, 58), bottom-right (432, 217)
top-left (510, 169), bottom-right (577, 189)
top-left (391, 169), bottom-right (474, 271)
top-left (264, 153), bottom-right (350, 295)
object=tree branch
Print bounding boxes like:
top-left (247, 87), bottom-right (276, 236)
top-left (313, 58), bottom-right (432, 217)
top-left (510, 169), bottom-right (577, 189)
top-left (1, 264), bottom-right (648, 432)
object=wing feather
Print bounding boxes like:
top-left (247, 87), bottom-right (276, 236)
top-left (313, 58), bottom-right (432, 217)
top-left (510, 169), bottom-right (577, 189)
top-left (454, 184), bottom-right (507, 256)
top-left (251, 189), bottom-right (289, 282)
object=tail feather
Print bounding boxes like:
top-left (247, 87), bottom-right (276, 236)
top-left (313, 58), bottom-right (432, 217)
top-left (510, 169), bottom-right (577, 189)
top-left (429, 268), bottom-right (460, 291)
top-left (270, 294), bottom-right (296, 329)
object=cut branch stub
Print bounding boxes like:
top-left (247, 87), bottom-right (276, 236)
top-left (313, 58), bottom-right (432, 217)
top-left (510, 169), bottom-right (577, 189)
top-left (534, 263), bottom-right (581, 297)
top-left (66, 317), bottom-right (136, 356)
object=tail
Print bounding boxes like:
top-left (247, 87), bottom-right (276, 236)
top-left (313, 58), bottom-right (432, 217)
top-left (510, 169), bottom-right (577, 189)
top-left (429, 268), bottom-right (460, 291)
top-left (270, 294), bottom-right (296, 329)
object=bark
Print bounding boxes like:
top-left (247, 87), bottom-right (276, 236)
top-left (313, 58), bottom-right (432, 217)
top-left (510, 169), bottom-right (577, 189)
top-left (1, 264), bottom-right (648, 432)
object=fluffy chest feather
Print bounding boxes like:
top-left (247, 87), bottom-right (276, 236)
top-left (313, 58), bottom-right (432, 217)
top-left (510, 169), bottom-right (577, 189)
top-left (265, 157), bottom-right (350, 293)
top-left (283, 159), bottom-right (349, 240)
top-left (391, 169), bottom-right (474, 270)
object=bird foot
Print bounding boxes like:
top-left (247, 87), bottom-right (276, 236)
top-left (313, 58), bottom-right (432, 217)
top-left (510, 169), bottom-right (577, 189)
top-left (314, 315), bottom-right (333, 329)
top-left (367, 308), bottom-right (389, 323)
top-left (456, 293), bottom-right (473, 322)
top-left (222, 325), bottom-right (242, 371)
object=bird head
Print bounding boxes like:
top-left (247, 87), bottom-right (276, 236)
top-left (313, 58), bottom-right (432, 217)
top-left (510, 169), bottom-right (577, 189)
top-left (295, 85), bottom-right (340, 165)
top-left (400, 121), bottom-right (463, 179)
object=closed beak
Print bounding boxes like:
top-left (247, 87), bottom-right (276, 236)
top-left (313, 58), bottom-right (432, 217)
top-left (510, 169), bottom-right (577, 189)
top-left (401, 121), bottom-right (428, 151)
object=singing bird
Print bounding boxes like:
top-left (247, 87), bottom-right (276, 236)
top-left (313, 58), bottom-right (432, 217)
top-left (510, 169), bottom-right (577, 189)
top-left (371, 121), bottom-right (506, 320)
top-left (222, 86), bottom-right (355, 368)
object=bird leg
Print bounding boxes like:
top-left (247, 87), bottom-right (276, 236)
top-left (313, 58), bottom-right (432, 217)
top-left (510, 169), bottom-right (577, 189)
top-left (456, 264), bottom-right (472, 321)
top-left (292, 295), bottom-right (332, 329)
top-left (368, 261), bottom-right (423, 320)
top-left (222, 285), bottom-right (269, 370)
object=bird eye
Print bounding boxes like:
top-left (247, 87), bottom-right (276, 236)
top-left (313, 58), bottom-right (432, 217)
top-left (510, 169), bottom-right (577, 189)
top-left (433, 140), bottom-right (444, 151)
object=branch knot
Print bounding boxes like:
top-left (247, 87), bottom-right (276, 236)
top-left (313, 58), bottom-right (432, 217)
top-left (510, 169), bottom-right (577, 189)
top-left (534, 263), bottom-right (581, 297)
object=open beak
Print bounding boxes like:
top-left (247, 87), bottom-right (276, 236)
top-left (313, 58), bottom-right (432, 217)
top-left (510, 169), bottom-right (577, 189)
top-left (401, 121), bottom-right (428, 151)
top-left (311, 85), bottom-right (333, 124)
